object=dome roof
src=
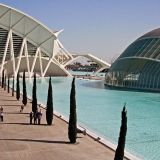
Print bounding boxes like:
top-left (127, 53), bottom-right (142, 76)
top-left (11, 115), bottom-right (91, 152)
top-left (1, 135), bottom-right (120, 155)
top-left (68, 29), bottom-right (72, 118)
top-left (138, 28), bottom-right (160, 40)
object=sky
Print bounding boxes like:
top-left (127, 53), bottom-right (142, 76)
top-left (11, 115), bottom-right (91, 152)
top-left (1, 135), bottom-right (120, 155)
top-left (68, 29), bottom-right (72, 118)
top-left (1, 0), bottom-right (160, 64)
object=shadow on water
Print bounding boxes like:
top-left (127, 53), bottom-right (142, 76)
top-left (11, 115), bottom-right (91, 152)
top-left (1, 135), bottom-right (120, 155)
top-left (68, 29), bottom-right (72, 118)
top-left (81, 80), bottom-right (105, 89)
top-left (81, 80), bottom-right (160, 94)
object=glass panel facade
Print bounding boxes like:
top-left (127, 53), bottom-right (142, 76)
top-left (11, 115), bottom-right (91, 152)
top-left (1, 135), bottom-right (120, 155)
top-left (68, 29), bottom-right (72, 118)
top-left (105, 58), bottom-right (160, 91)
top-left (118, 38), bottom-right (160, 60)
top-left (106, 35), bottom-right (160, 91)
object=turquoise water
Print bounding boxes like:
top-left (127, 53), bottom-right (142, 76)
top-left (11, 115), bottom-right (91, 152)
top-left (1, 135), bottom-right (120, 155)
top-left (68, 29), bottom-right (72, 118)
top-left (19, 77), bottom-right (160, 160)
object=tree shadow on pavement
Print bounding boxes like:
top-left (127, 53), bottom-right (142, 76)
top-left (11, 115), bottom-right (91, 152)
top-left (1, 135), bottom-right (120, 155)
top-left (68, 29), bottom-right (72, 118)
top-left (0, 105), bottom-right (21, 106)
top-left (0, 122), bottom-right (30, 125)
top-left (4, 112), bottom-right (29, 114)
top-left (0, 99), bottom-right (18, 101)
top-left (0, 138), bottom-right (67, 144)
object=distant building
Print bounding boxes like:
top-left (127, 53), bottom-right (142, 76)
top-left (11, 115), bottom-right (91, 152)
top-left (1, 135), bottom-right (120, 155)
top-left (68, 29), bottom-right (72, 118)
top-left (105, 28), bottom-right (160, 91)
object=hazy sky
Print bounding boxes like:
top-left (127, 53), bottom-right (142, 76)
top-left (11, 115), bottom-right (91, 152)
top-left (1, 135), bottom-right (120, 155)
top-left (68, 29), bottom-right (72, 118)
top-left (1, 0), bottom-right (160, 63)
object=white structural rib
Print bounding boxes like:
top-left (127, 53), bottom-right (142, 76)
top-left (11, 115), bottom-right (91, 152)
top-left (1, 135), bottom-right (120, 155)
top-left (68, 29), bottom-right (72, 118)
top-left (42, 58), bottom-right (52, 77)
top-left (0, 30), bottom-right (11, 73)
top-left (10, 30), bottom-right (16, 77)
top-left (38, 48), bottom-right (43, 77)
top-left (30, 47), bottom-right (39, 78)
top-left (24, 40), bottom-right (31, 77)
top-left (16, 38), bottom-right (25, 74)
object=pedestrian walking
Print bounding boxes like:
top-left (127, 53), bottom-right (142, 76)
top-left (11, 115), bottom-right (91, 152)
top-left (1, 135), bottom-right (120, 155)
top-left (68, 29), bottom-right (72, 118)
top-left (0, 111), bottom-right (3, 122)
top-left (20, 105), bottom-right (24, 113)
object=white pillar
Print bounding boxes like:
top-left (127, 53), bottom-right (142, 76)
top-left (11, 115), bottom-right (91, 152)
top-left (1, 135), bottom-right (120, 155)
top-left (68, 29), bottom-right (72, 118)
top-left (24, 41), bottom-right (31, 77)
top-left (0, 30), bottom-right (11, 74)
top-left (10, 30), bottom-right (16, 78)
top-left (42, 58), bottom-right (52, 77)
top-left (30, 47), bottom-right (39, 78)
top-left (16, 37), bottom-right (26, 75)
top-left (39, 48), bottom-right (43, 77)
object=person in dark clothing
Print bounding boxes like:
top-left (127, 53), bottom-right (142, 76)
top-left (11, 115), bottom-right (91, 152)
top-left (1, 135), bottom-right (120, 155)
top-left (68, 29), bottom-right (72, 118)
top-left (0, 111), bottom-right (3, 122)
top-left (38, 111), bottom-right (42, 125)
top-left (33, 112), bottom-right (37, 124)
top-left (30, 112), bottom-right (33, 124)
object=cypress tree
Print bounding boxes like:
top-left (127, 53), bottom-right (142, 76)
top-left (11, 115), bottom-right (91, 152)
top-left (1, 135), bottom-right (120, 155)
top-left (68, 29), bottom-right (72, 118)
top-left (16, 72), bottom-right (20, 100)
top-left (68, 77), bottom-right (77, 143)
top-left (114, 104), bottom-right (127, 160)
top-left (2, 69), bottom-right (4, 88)
top-left (32, 73), bottom-right (37, 113)
top-left (12, 77), bottom-right (14, 96)
top-left (46, 76), bottom-right (53, 125)
top-left (4, 76), bottom-right (6, 90)
top-left (8, 75), bottom-right (10, 93)
top-left (22, 70), bottom-right (27, 105)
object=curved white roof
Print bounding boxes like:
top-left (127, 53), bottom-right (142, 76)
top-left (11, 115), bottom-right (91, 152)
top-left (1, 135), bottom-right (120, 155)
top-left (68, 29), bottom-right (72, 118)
top-left (0, 3), bottom-right (60, 57)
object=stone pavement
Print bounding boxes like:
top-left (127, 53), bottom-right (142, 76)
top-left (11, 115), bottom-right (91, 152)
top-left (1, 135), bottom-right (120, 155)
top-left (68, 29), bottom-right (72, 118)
top-left (0, 87), bottom-right (116, 160)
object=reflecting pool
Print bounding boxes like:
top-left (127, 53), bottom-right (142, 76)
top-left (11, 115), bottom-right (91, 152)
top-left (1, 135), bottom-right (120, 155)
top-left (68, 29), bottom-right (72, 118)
top-left (19, 77), bottom-right (160, 160)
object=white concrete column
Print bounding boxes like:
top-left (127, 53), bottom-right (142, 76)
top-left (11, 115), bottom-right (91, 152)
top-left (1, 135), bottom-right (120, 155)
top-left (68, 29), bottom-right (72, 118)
top-left (39, 48), bottom-right (43, 77)
top-left (10, 30), bottom-right (16, 78)
top-left (42, 58), bottom-right (52, 77)
top-left (0, 30), bottom-right (11, 74)
top-left (24, 41), bottom-right (31, 77)
top-left (16, 37), bottom-right (26, 75)
top-left (30, 47), bottom-right (39, 78)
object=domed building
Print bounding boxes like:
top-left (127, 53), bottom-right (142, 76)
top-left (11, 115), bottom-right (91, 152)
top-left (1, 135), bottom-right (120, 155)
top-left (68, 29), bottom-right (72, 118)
top-left (105, 28), bottom-right (160, 91)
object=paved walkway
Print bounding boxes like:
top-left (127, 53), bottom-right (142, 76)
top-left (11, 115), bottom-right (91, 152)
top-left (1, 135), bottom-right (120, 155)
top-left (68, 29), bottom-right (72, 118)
top-left (0, 87), bottom-right (116, 160)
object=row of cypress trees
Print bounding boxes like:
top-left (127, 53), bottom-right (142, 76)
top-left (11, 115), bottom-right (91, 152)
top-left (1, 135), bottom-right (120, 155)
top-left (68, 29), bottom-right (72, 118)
top-left (68, 77), bottom-right (127, 160)
top-left (1, 70), bottom-right (127, 159)
top-left (11, 71), bottom-right (54, 125)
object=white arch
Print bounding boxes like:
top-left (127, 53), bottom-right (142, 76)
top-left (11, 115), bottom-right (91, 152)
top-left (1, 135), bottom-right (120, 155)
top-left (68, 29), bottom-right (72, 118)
top-left (59, 54), bottom-right (111, 76)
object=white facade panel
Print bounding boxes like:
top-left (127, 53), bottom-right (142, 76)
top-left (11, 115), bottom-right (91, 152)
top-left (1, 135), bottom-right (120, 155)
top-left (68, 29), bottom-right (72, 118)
top-left (12, 17), bottom-right (25, 36)
top-left (11, 10), bottom-right (24, 28)
top-left (0, 5), bottom-right (9, 18)
top-left (0, 10), bottom-right (10, 28)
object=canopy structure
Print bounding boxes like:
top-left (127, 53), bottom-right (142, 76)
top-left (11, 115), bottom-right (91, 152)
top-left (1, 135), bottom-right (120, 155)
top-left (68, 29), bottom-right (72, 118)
top-left (0, 3), bottom-right (110, 78)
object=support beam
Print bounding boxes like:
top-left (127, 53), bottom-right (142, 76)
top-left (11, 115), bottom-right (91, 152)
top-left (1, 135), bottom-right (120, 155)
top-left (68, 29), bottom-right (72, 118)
top-left (24, 41), bottom-right (31, 77)
top-left (10, 30), bottom-right (16, 78)
top-left (42, 58), bottom-right (52, 77)
top-left (0, 30), bottom-right (11, 74)
top-left (16, 37), bottom-right (26, 75)
top-left (39, 48), bottom-right (43, 77)
top-left (30, 47), bottom-right (39, 78)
